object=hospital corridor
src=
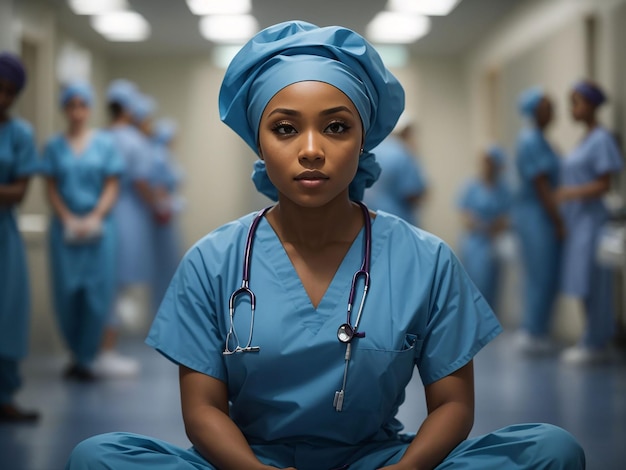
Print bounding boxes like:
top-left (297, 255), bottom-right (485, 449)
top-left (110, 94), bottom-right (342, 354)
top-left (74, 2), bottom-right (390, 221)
top-left (1, 1), bottom-right (626, 469)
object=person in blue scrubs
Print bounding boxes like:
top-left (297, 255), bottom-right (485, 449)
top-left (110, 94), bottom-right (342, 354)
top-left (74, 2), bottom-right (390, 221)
top-left (558, 80), bottom-right (624, 365)
top-left (457, 145), bottom-right (512, 309)
top-left (149, 118), bottom-right (184, 312)
top-left (513, 87), bottom-right (563, 355)
top-left (0, 52), bottom-right (40, 422)
top-left (66, 22), bottom-right (584, 469)
top-left (41, 81), bottom-right (124, 381)
top-left (363, 113), bottom-right (427, 226)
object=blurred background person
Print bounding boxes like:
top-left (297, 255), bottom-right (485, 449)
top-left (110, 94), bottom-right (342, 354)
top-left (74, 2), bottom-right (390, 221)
top-left (149, 118), bottom-right (184, 313)
top-left (102, 80), bottom-right (153, 377)
top-left (513, 87), bottom-right (563, 355)
top-left (457, 145), bottom-right (512, 309)
top-left (0, 52), bottom-right (39, 422)
top-left (558, 80), bottom-right (624, 365)
top-left (41, 81), bottom-right (124, 381)
top-left (363, 113), bottom-right (427, 226)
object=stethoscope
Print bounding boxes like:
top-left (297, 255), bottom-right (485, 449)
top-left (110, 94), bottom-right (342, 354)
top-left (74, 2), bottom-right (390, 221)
top-left (223, 202), bottom-right (372, 413)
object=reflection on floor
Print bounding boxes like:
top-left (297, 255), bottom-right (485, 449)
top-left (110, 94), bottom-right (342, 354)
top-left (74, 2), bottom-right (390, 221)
top-left (1, 331), bottom-right (625, 470)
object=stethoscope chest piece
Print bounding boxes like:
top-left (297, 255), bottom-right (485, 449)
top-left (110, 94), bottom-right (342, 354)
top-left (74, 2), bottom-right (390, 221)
top-left (337, 323), bottom-right (354, 343)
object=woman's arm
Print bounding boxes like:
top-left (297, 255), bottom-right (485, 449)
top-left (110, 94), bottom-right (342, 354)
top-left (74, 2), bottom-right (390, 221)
top-left (180, 366), bottom-right (295, 470)
top-left (533, 174), bottom-right (565, 239)
top-left (557, 174), bottom-right (611, 203)
top-left (0, 179), bottom-right (29, 206)
top-left (87, 177), bottom-right (119, 219)
top-left (45, 178), bottom-right (74, 223)
top-left (380, 361), bottom-right (474, 470)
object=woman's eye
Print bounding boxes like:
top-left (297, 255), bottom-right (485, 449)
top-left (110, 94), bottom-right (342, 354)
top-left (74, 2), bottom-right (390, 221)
top-left (272, 123), bottom-right (296, 135)
top-left (326, 121), bottom-right (349, 134)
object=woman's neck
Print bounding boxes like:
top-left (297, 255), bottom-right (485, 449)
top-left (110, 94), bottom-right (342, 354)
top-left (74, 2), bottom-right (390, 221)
top-left (267, 196), bottom-right (363, 249)
top-left (67, 123), bottom-right (87, 138)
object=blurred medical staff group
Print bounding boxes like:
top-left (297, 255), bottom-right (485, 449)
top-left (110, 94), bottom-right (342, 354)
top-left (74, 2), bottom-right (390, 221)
top-left (0, 49), bottom-right (624, 424)
top-left (1, 51), bottom-right (184, 422)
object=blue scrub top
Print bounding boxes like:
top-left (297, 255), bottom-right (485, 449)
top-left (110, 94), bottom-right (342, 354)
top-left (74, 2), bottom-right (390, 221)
top-left (364, 136), bottom-right (427, 225)
top-left (458, 178), bottom-right (512, 230)
top-left (150, 143), bottom-right (181, 192)
top-left (561, 127), bottom-right (624, 296)
top-left (515, 127), bottom-right (560, 203)
top-left (0, 118), bottom-right (38, 359)
top-left (147, 211), bottom-right (501, 447)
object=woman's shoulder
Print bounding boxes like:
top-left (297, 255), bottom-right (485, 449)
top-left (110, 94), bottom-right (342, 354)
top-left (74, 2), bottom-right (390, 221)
top-left (6, 117), bottom-right (34, 137)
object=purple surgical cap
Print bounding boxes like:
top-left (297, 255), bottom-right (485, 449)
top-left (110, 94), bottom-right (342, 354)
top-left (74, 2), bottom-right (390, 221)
top-left (573, 80), bottom-right (606, 107)
top-left (517, 86), bottom-right (544, 117)
top-left (0, 52), bottom-right (27, 92)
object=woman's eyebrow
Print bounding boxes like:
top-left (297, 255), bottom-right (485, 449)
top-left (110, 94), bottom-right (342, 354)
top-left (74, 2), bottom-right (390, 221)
top-left (267, 106), bottom-right (354, 118)
top-left (267, 108), bottom-right (299, 117)
top-left (320, 106), bottom-right (354, 116)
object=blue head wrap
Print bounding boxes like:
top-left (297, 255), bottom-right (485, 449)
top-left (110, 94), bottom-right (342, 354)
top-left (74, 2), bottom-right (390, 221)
top-left (219, 20), bottom-right (405, 201)
top-left (0, 52), bottom-right (27, 92)
top-left (106, 79), bottom-right (138, 110)
top-left (573, 80), bottom-right (606, 107)
top-left (60, 80), bottom-right (94, 108)
top-left (130, 93), bottom-right (157, 123)
top-left (485, 144), bottom-right (507, 168)
top-left (153, 118), bottom-right (177, 145)
top-left (517, 86), bottom-right (544, 117)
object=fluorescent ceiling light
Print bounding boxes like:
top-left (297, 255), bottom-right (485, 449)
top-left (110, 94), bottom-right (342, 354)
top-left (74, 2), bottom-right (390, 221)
top-left (187, 0), bottom-right (251, 15)
top-left (199, 15), bottom-right (258, 44)
top-left (91, 11), bottom-right (151, 42)
top-left (387, 0), bottom-right (462, 16)
top-left (68, 0), bottom-right (127, 15)
top-left (366, 12), bottom-right (430, 44)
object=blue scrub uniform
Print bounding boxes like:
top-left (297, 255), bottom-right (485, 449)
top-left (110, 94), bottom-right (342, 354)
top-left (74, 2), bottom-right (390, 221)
top-left (364, 136), bottom-right (427, 226)
top-left (561, 126), bottom-right (624, 349)
top-left (458, 178), bottom-right (512, 308)
top-left (513, 127), bottom-right (561, 337)
top-left (109, 125), bottom-right (155, 285)
top-left (0, 118), bottom-right (38, 404)
top-left (67, 212), bottom-right (584, 469)
top-left (41, 131), bottom-right (124, 367)
top-left (149, 141), bottom-right (183, 312)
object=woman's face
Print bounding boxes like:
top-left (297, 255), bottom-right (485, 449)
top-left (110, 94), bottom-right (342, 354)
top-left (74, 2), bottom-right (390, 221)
top-left (258, 81), bottom-right (364, 207)
top-left (64, 96), bottom-right (90, 128)
top-left (534, 97), bottom-right (554, 128)
top-left (0, 78), bottom-right (18, 116)
top-left (570, 91), bottom-right (595, 122)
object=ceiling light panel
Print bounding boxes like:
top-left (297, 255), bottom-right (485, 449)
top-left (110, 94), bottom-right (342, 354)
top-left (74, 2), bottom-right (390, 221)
top-left (91, 11), bottom-right (151, 42)
top-left (199, 15), bottom-right (258, 43)
top-left (387, 0), bottom-right (462, 16)
top-left (366, 12), bottom-right (431, 44)
top-left (68, 0), bottom-right (127, 15)
top-left (187, 0), bottom-right (251, 15)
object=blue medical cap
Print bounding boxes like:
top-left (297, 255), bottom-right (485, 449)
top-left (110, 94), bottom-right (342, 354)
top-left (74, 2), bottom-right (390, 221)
top-left (130, 93), bottom-right (157, 123)
top-left (573, 80), bottom-right (606, 107)
top-left (485, 144), bottom-right (507, 168)
top-left (106, 79), bottom-right (137, 110)
top-left (153, 118), bottom-right (177, 145)
top-left (517, 86), bottom-right (544, 117)
top-left (219, 20), bottom-right (404, 201)
top-left (0, 52), bottom-right (27, 92)
top-left (60, 80), bottom-right (94, 108)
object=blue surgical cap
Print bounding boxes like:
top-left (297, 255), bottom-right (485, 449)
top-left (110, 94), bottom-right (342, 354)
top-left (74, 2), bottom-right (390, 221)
top-left (219, 20), bottom-right (405, 201)
top-left (0, 52), bottom-right (27, 92)
top-left (518, 86), bottom-right (544, 117)
top-left (153, 118), bottom-right (177, 145)
top-left (573, 80), bottom-right (606, 107)
top-left (130, 93), bottom-right (157, 123)
top-left (485, 144), bottom-right (507, 168)
top-left (106, 79), bottom-right (137, 110)
top-left (60, 80), bottom-right (94, 108)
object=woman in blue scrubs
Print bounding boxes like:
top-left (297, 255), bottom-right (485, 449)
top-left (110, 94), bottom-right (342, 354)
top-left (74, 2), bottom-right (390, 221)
top-left (0, 52), bottom-right (39, 422)
top-left (458, 145), bottom-right (511, 309)
top-left (67, 22), bottom-right (584, 469)
top-left (558, 80), bottom-right (624, 365)
top-left (41, 81), bottom-right (124, 381)
top-left (150, 118), bottom-right (183, 312)
top-left (513, 87), bottom-right (563, 354)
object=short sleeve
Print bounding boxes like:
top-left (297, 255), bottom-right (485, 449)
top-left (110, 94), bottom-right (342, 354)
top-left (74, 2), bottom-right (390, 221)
top-left (101, 133), bottom-right (125, 177)
top-left (145, 245), bottom-right (227, 381)
top-left (590, 130), bottom-right (624, 177)
top-left (516, 129), bottom-right (553, 181)
top-left (417, 243), bottom-right (502, 385)
top-left (39, 137), bottom-right (58, 177)
top-left (12, 120), bottom-right (39, 177)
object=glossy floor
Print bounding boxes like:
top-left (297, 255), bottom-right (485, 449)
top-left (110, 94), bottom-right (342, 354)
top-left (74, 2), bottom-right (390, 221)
top-left (1, 331), bottom-right (625, 470)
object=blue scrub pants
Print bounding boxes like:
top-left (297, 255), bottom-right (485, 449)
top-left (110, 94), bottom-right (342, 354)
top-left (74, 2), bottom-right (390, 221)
top-left (459, 235), bottom-right (499, 308)
top-left (0, 357), bottom-right (20, 405)
top-left (66, 423), bottom-right (584, 469)
top-left (582, 264), bottom-right (615, 349)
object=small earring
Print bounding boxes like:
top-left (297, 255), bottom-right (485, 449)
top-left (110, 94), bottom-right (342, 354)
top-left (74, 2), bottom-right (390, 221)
top-left (359, 148), bottom-right (364, 154)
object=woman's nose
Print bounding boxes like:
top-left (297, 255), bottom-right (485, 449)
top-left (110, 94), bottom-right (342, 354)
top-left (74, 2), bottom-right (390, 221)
top-left (298, 130), bottom-right (325, 163)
